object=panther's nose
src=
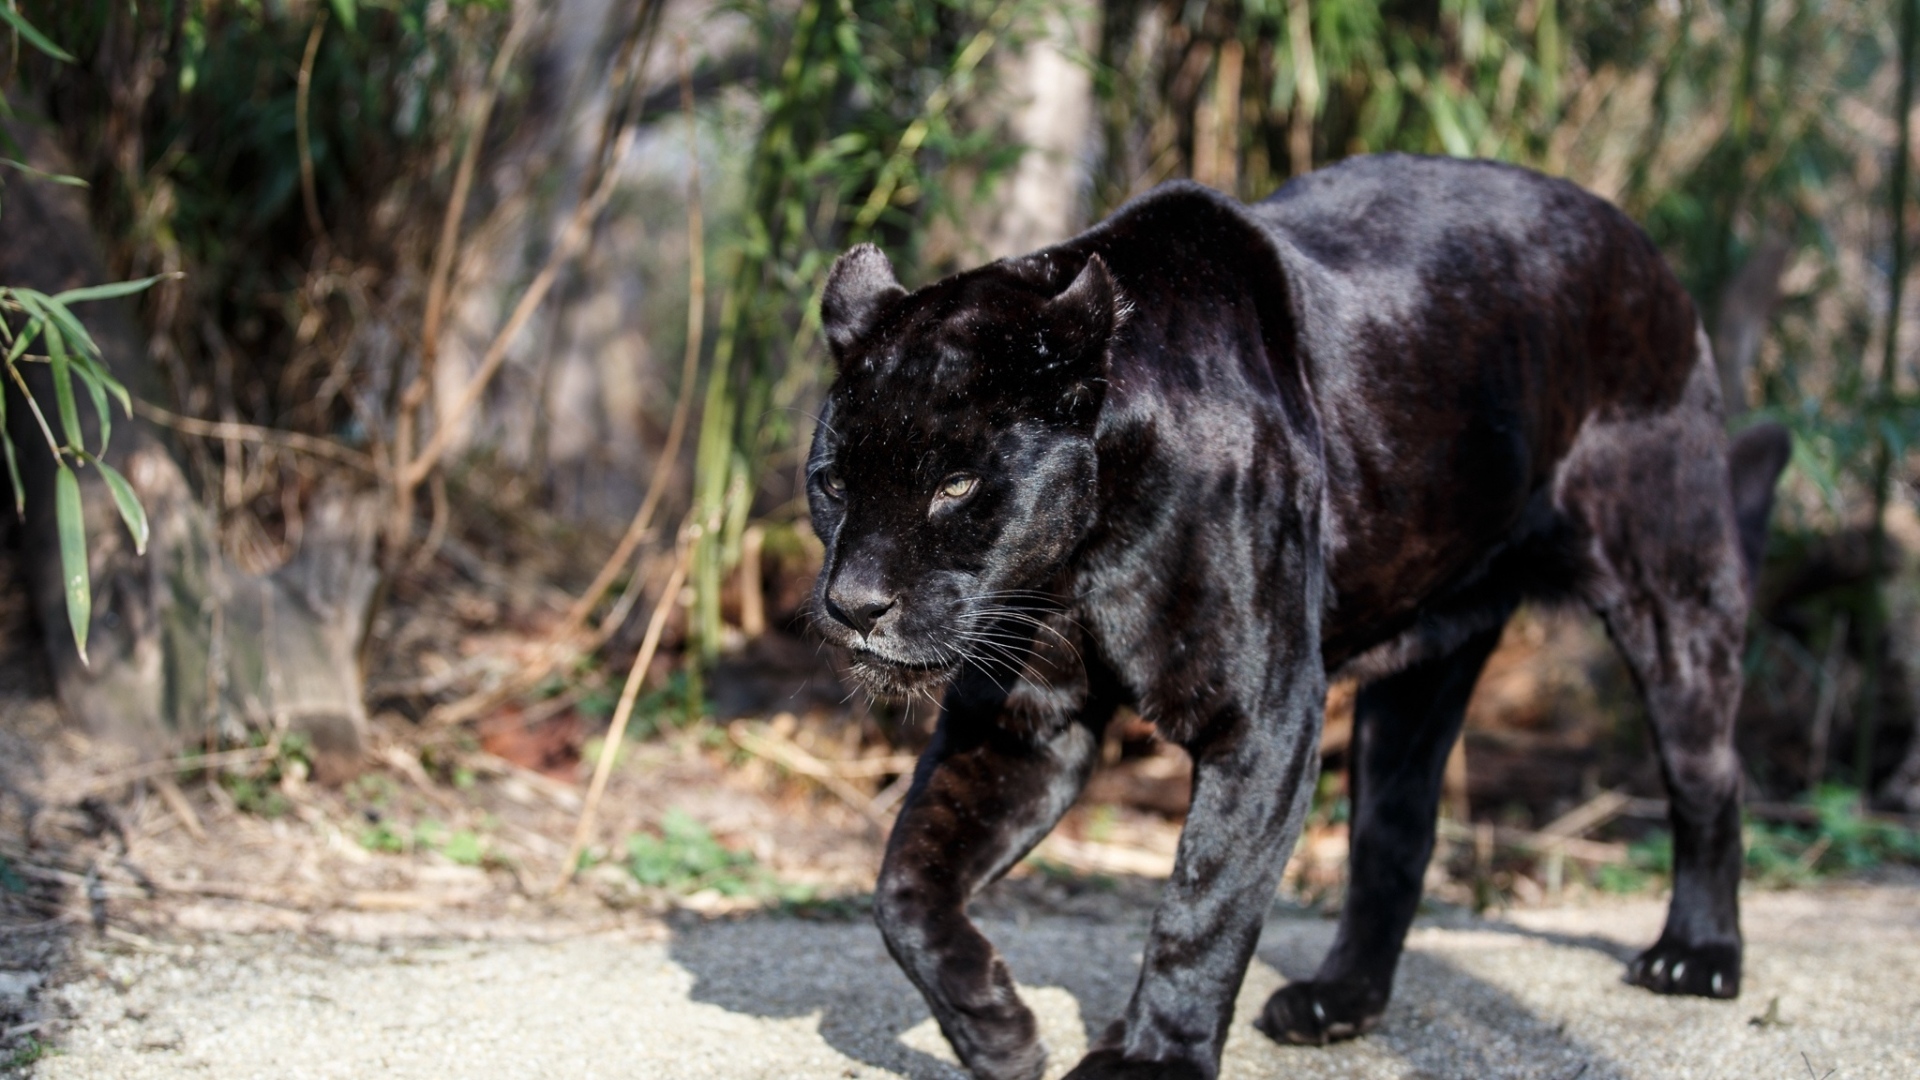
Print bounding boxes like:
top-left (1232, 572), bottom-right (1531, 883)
top-left (826, 580), bottom-right (897, 638)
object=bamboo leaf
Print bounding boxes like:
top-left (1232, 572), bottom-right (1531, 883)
top-left (35, 295), bottom-right (134, 419)
top-left (35, 311), bottom-right (84, 453)
top-left (3, 314), bottom-right (40, 366)
top-left (0, 386), bottom-right (17, 517)
top-left (0, 158), bottom-right (88, 187)
top-left (50, 273), bottom-right (172, 306)
top-left (92, 458), bottom-right (148, 556)
top-left (36, 293), bottom-right (105, 360)
top-left (70, 357), bottom-right (110, 453)
top-left (54, 465), bottom-right (90, 664)
top-left (328, 0), bottom-right (357, 32)
top-left (1, 429), bottom-right (20, 518)
top-left (0, 5), bottom-right (76, 63)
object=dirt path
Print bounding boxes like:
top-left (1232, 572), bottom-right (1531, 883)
top-left (30, 883), bottom-right (1919, 1079)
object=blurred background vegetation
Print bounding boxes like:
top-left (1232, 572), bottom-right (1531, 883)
top-left (0, 0), bottom-right (1916, 873)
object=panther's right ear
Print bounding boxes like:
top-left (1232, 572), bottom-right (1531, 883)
top-left (822, 244), bottom-right (906, 356)
top-left (1041, 254), bottom-right (1122, 365)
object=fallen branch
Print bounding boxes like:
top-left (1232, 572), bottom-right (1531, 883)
top-left (74, 746), bottom-right (274, 797)
top-left (1437, 818), bottom-right (1628, 864)
top-left (726, 721), bottom-right (904, 829)
top-left (152, 777), bottom-right (206, 842)
top-left (1537, 789), bottom-right (1633, 841)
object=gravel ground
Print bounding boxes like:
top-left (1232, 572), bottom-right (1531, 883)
top-left (31, 883), bottom-right (1920, 1079)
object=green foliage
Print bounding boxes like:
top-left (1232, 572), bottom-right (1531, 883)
top-left (1593, 834), bottom-right (1673, 894)
top-left (202, 731), bottom-right (312, 818)
top-left (627, 810), bottom-right (755, 893)
top-left (172, 730), bottom-right (311, 814)
top-left (1593, 789), bottom-right (1920, 893)
top-left (0, 280), bottom-right (160, 663)
top-left (3, 1035), bottom-right (57, 1069)
top-left (2, 9), bottom-right (160, 664)
top-left (358, 819), bottom-right (407, 854)
top-left (356, 816), bottom-right (496, 865)
top-left (1745, 787), bottom-right (1920, 885)
top-left (10, 0), bottom-right (517, 550)
top-left (624, 809), bottom-right (804, 900)
top-left (689, 0), bottom-right (1049, 656)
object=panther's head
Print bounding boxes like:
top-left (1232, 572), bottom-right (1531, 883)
top-left (806, 244), bottom-right (1122, 698)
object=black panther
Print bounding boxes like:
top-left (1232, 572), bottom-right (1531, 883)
top-left (804, 153), bottom-right (1791, 1080)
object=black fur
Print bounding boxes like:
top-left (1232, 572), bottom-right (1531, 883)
top-left (806, 153), bottom-right (1790, 1080)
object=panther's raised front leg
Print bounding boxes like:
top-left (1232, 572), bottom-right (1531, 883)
top-left (1065, 668), bottom-right (1325, 1079)
top-left (875, 673), bottom-right (1114, 1080)
top-left (1258, 621), bottom-right (1506, 1045)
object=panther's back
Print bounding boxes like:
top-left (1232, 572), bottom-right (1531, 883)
top-left (1245, 154), bottom-right (1705, 662)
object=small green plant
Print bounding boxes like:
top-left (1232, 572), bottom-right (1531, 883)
top-left (4, 1034), bottom-right (57, 1068)
top-left (1745, 786), bottom-right (1920, 886)
top-left (626, 810), bottom-right (770, 897)
top-left (220, 773), bottom-right (290, 819)
top-left (204, 731), bottom-right (312, 818)
top-left (358, 820), bottom-right (407, 853)
top-left (440, 829), bottom-right (487, 866)
top-left (1591, 787), bottom-right (1920, 893)
top-left (356, 816), bottom-right (496, 864)
top-left (346, 773), bottom-right (398, 808)
top-left (1593, 834), bottom-right (1674, 895)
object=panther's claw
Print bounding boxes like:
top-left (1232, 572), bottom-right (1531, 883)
top-left (1626, 939), bottom-right (1740, 999)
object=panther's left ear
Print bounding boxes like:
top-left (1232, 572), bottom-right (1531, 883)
top-left (1039, 255), bottom-right (1122, 422)
top-left (822, 244), bottom-right (906, 357)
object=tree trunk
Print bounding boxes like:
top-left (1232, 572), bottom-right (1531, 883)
top-left (981, 0), bottom-right (1099, 260)
top-left (1, 120), bottom-right (372, 780)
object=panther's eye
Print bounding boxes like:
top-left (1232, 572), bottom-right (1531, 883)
top-left (936, 474), bottom-right (979, 502)
top-left (820, 469), bottom-right (846, 499)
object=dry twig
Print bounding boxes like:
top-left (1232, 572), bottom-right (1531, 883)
top-left (1436, 818), bottom-right (1628, 865)
top-left (726, 721), bottom-right (908, 829)
top-left (133, 400), bottom-right (376, 472)
top-left (426, 48), bottom-right (707, 727)
top-left (295, 11), bottom-right (331, 246)
top-left (75, 747), bottom-right (274, 797)
top-left (551, 525), bottom-right (694, 892)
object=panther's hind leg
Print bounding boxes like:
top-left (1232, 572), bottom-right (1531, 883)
top-left (1558, 360), bottom-right (1759, 1000)
top-left (1257, 620), bottom-right (1507, 1046)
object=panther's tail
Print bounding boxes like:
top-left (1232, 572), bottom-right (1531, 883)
top-left (1728, 422), bottom-right (1792, 588)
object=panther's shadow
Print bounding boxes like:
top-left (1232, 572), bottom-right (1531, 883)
top-left (668, 884), bottom-right (1634, 1079)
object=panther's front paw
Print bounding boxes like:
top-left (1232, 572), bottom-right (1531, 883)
top-left (1626, 938), bottom-right (1740, 998)
top-left (1060, 1048), bottom-right (1209, 1080)
top-left (1253, 979), bottom-right (1387, 1046)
